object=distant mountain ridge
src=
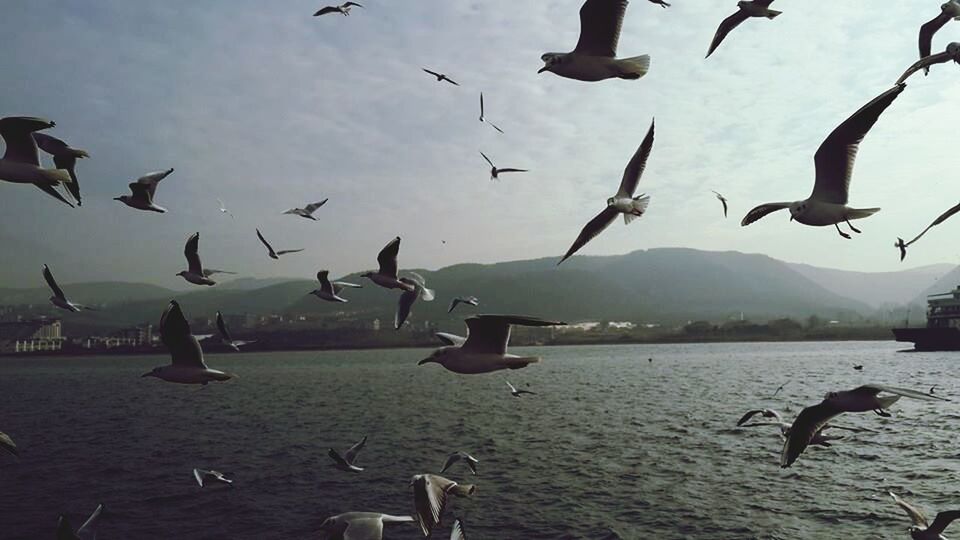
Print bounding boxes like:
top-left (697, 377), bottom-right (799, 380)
top-left (786, 262), bottom-right (954, 308)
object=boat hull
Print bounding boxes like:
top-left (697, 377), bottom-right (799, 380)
top-left (891, 327), bottom-right (960, 351)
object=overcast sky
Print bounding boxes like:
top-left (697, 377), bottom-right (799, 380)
top-left (1, 1), bottom-right (959, 289)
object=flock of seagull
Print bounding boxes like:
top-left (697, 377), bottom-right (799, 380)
top-left (3, 0), bottom-right (960, 537)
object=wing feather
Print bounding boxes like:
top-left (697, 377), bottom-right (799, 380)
top-left (574, 0), bottom-right (628, 57)
top-left (558, 206), bottom-right (619, 264)
top-left (617, 119), bottom-right (655, 197)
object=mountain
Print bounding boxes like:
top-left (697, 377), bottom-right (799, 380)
top-left (0, 282), bottom-right (175, 307)
top-left (911, 266), bottom-right (960, 306)
top-left (787, 262), bottom-right (955, 308)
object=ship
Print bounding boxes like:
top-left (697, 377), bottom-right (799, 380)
top-left (892, 285), bottom-right (960, 351)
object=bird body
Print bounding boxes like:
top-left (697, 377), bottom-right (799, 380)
top-left (448, 296), bottom-right (479, 313)
top-left (918, 2), bottom-right (960, 75)
top-left (282, 199), bottom-right (328, 220)
top-left (143, 301), bottom-right (232, 385)
top-left (314, 2), bottom-right (363, 16)
top-left (440, 451), bottom-right (478, 476)
top-left (42, 264), bottom-right (90, 312)
top-left (328, 435), bottom-right (367, 473)
top-left (506, 380), bottom-right (536, 397)
top-left (177, 232), bottom-right (216, 286)
top-left (898, 42), bottom-right (960, 84)
top-left (311, 270), bottom-right (361, 302)
top-left (423, 68), bottom-right (459, 86)
top-left (896, 200), bottom-right (960, 261)
top-left (115, 168), bottom-right (174, 212)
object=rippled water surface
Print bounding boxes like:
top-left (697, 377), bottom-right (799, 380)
top-left (1, 341), bottom-right (958, 539)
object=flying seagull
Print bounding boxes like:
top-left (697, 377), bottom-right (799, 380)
top-left (310, 270), bottom-right (362, 302)
top-left (741, 84), bottom-right (906, 239)
top-left (648, 0), bottom-right (670, 7)
top-left (177, 232), bottom-right (217, 286)
top-left (216, 198), bottom-right (234, 218)
top-left (712, 190), bottom-right (729, 217)
top-left (142, 301), bottom-right (233, 385)
top-left (396, 272), bottom-right (436, 330)
top-left (736, 408), bottom-right (783, 426)
top-left (419, 315), bottom-right (566, 374)
top-left (42, 264), bottom-right (92, 312)
top-left (193, 468), bottom-right (233, 487)
top-left (480, 151), bottom-right (527, 180)
top-left (440, 451), bottom-right (478, 476)
top-left (410, 474), bottom-right (476, 538)
top-left (771, 381), bottom-right (789, 398)
top-left (918, 1), bottom-right (960, 75)
top-left (318, 512), bottom-right (414, 540)
top-left (451, 519), bottom-right (467, 540)
top-left (282, 199), bottom-right (328, 220)
top-left (854, 364), bottom-right (864, 371)
top-left (114, 168), bottom-right (174, 213)
top-left (898, 42), bottom-right (960, 84)
top-left (361, 237), bottom-right (416, 291)
top-left (896, 201), bottom-right (960, 261)
top-left (506, 380), bottom-right (536, 397)
top-left (56, 503), bottom-right (104, 540)
top-left (448, 296), bottom-right (479, 314)
top-left (780, 384), bottom-right (948, 468)
top-left (539, 0), bottom-right (650, 82)
top-left (435, 332), bottom-right (467, 347)
top-left (479, 93), bottom-right (504, 134)
top-left (33, 132), bottom-right (88, 206)
top-left (558, 118), bottom-right (655, 265)
top-left (890, 491), bottom-right (960, 540)
top-left (216, 311), bottom-right (254, 351)
top-left (0, 431), bottom-right (18, 458)
top-left (256, 228), bottom-right (304, 260)
top-left (314, 2), bottom-right (363, 16)
top-left (0, 117), bottom-right (75, 207)
top-left (328, 435), bottom-right (367, 473)
top-left (423, 68), bottom-right (459, 86)
top-left (705, 1), bottom-right (782, 59)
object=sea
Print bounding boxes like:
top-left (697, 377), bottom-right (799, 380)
top-left (0, 341), bottom-right (956, 539)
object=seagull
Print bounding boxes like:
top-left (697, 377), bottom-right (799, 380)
top-left (895, 200), bottom-right (960, 261)
top-left (314, 2), bottom-right (363, 16)
top-left (854, 364), bottom-right (864, 371)
top-left (176, 233), bottom-right (218, 286)
top-left (712, 190), bottom-right (729, 217)
top-left (216, 198), bottom-right (234, 218)
top-left (705, 1), bottom-right (782, 59)
top-left (142, 301), bottom-right (233, 385)
top-left (780, 384), bottom-right (948, 468)
top-left (739, 417), bottom-right (869, 449)
top-left (310, 270), bottom-right (362, 302)
top-left (423, 68), bottom-right (459, 86)
top-left (770, 381), bottom-right (789, 398)
top-left (506, 380), bottom-right (536, 397)
top-left (898, 42), bottom-right (960, 84)
top-left (56, 503), bottom-right (103, 540)
top-left (741, 84), bottom-right (905, 239)
top-left (328, 435), bottom-right (367, 473)
top-left (918, 1), bottom-right (960, 75)
top-left (33, 132), bottom-right (87, 206)
top-left (410, 474), bottom-right (476, 538)
top-left (435, 332), bottom-right (467, 347)
top-left (539, 0), bottom-right (650, 82)
top-left (419, 315), bottom-right (566, 374)
top-left (42, 264), bottom-right (92, 312)
top-left (558, 118), bottom-right (654, 265)
top-left (216, 311), bottom-right (254, 351)
top-left (931, 385), bottom-right (939, 395)
top-left (479, 93), bottom-right (504, 134)
top-left (0, 431), bottom-right (18, 458)
top-left (479, 152), bottom-right (527, 180)
top-left (318, 512), bottom-right (414, 540)
top-left (283, 199), bottom-right (328, 220)
top-left (648, 0), bottom-right (670, 7)
top-left (256, 228), bottom-right (304, 260)
top-left (890, 491), bottom-right (960, 540)
top-left (451, 519), bottom-right (467, 540)
top-left (396, 272), bottom-right (436, 330)
top-left (193, 468), bottom-right (233, 487)
top-left (448, 296), bottom-right (479, 313)
top-left (361, 237), bottom-right (416, 292)
top-left (0, 117), bottom-right (75, 207)
top-left (114, 168), bottom-right (174, 213)
top-left (440, 451), bottom-right (478, 476)
top-left (736, 408), bottom-right (783, 426)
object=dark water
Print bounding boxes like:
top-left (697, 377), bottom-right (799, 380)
top-left (0, 341), bottom-right (956, 539)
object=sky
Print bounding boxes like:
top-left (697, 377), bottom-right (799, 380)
top-left (1, 1), bottom-right (959, 290)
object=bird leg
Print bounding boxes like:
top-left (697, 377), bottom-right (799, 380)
top-left (835, 224), bottom-right (851, 239)
top-left (845, 219), bottom-right (862, 234)
top-left (873, 408), bottom-right (891, 417)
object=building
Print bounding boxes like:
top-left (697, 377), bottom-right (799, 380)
top-left (0, 319), bottom-right (65, 354)
top-left (116, 325), bottom-right (153, 346)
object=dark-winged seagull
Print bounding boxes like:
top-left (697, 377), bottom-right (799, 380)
top-left (177, 233), bottom-right (217, 286)
top-left (314, 2), bottom-right (363, 16)
top-left (361, 237), bottom-right (416, 292)
top-left (328, 435), bottom-right (367, 473)
top-left (897, 201), bottom-right (960, 261)
top-left (282, 199), bottom-right (328, 220)
top-left (56, 503), bottom-right (103, 540)
top-left (216, 311), bottom-right (254, 351)
top-left (142, 301), bottom-right (232, 385)
top-left (898, 42), bottom-right (960, 84)
top-left (712, 190), bottom-right (729, 217)
top-left (310, 270), bottom-right (362, 302)
top-left (318, 512), bottom-right (414, 540)
top-left (506, 380), bottom-right (536, 397)
top-left (33, 132), bottom-right (87, 206)
top-left (0, 431), bottom-right (18, 458)
top-left (770, 381), bottom-right (789, 398)
top-left (890, 491), bottom-right (960, 540)
top-left (423, 68), bottom-right (459, 86)
top-left (440, 451), bottom-right (478, 476)
top-left (479, 152), bottom-right (527, 181)
top-left (448, 296), bottom-right (479, 314)
top-left (706, 1), bottom-right (781, 59)
top-left (396, 272), bottom-right (436, 329)
top-left (256, 228), bottom-right (304, 260)
top-left (479, 93), bottom-right (503, 134)
top-left (194, 468), bottom-right (233, 487)
top-left (114, 168), bottom-right (174, 213)
top-left (0, 117), bottom-right (75, 207)
top-left (648, 0), bottom-right (670, 7)
top-left (918, 1), bottom-right (960, 75)
top-left (42, 264), bottom-right (92, 312)
top-left (410, 474), bottom-right (476, 538)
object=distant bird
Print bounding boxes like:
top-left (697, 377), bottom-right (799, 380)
top-left (314, 2), bottom-right (363, 16)
top-left (440, 451), bottom-right (479, 476)
top-left (890, 491), bottom-right (960, 540)
top-left (56, 504), bottom-right (103, 540)
top-left (42, 264), bottom-right (92, 312)
top-left (177, 233), bottom-right (217, 286)
top-left (558, 119), bottom-right (655, 265)
top-left (736, 408), bottom-right (783, 426)
top-left (318, 512), bottom-right (414, 540)
top-left (705, 1), bottom-right (782, 59)
top-left (479, 93), bottom-right (504, 134)
top-left (780, 384), bottom-right (948, 468)
top-left (33, 132), bottom-right (87, 206)
top-left (506, 380), bottom-right (536, 397)
top-left (853, 364), bottom-right (864, 371)
top-left (423, 68), bottom-right (459, 86)
top-left (282, 199), bottom-right (328, 220)
top-left (410, 474), bottom-right (476, 538)
top-left (419, 315), bottom-right (566, 374)
top-left (328, 435), bottom-right (367, 473)
top-left (142, 301), bottom-right (233, 385)
top-left (895, 200), bottom-right (960, 261)
top-left (255, 228), bottom-right (304, 260)
top-left (0, 117), bottom-right (75, 207)
top-left (930, 384), bottom-right (939, 395)
top-left (216, 311), bottom-right (254, 351)
top-left (648, 0), bottom-right (670, 7)
top-left (480, 151), bottom-right (527, 180)
top-left (898, 42), bottom-right (960, 84)
top-left (217, 198), bottom-right (234, 218)
top-left (918, 1), bottom-right (960, 75)
top-left (193, 468), bottom-right (233, 487)
top-left (0, 431), bottom-right (18, 458)
top-left (361, 237), bottom-right (416, 292)
top-left (451, 519), bottom-right (467, 540)
top-left (435, 332), bottom-right (467, 347)
top-left (771, 381), bottom-right (789, 398)
top-left (448, 296), bottom-right (479, 314)
top-left (114, 168), bottom-right (174, 213)
top-left (396, 272), bottom-right (436, 330)
top-left (310, 270), bottom-right (362, 302)
top-left (539, 0), bottom-right (650, 82)
top-left (712, 190), bottom-right (729, 217)
top-left (741, 84), bottom-right (906, 239)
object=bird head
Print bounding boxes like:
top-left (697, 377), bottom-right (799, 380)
top-left (176, 271), bottom-right (187, 277)
top-left (606, 197), bottom-right (616, 207)
top-left (948, 42), bottom-right (960, 58)
top-left (142, 367), bottom-right (161, 378)
top-left (788, 201), bottom-right (806, 221)
top-left (418, 347), bottom-right (451, 366)
top-left (538, 53), bottom-right (563, 74)
top-left (823, 391), bottom-right (840, 401)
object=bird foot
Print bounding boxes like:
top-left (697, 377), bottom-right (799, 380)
top-left (873, 409), bottom-right (891, 417)
top-left (845, 220), bottom-right (862, 234)
top-left (835, 225), bottom-right (852, 240)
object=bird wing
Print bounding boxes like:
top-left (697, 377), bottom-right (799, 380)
top-left (754, 0), bottom-right (776, 6)
top-left (440, 453), bottom-right (459, 474)
top-left (328, 447), bottom-right (352, 467)
top-left (479, 92), bottom-right (484, 118)
top-left (34, 132), bottom-right (88, 160)
top-left (897, 51), bottom-right (953, 84)
top-left (0, 116), bottom-right (53, 165)
top-left (159, 301), bottom-right (207, 368)
top-left (314, 6), bottom-right (339, 16)
top-left (496, 168), bottom-right (527, 174)
top-left (780, 401), bottom-right (844, 467)
top-left (344, 435), bottom-right (367, 463)
top-left (436, 332), bottom-right (467, 347)
top-left (558, 206), bottom-right (619, 265)
top-left (42, 264), bottom-right (67, 300)
top-left (127, 181), bottom-right (153, 204)
top-left (255, 229), bottom-right (276, 257)
top-left (136, 168), bottom-right (173, 198)
top-left (488, 121), bottom-right (504, 134)
top-left (445, 77), bottom-right (459, 86)
top-left (890, 492), bottom-right (930, 528)
top-left (919, 12), bottom-right (952, 65)
top-left (377, 236), bottom-right (401, 278)
top-left (412, 475), bottom-right (455, 536)
top-left (811, 84), bottom-right (905, 205)
top-left (317, 270), bottom-right (335, 295)
top-left (76, 504), bottom-right (104, 540)
top-left (333, 281), bottom-right (362, 293)
top-left (904, 200), bottom-right (960, 247)
top-left (0, 431), bottom-right (17, 457)
top-left (396, 284), bottom-right (419, 329)
top-left (343, 2), bottom-right (363, 7)
top-left (857, 384), bottom-right (950, 402)
top-left (706, 10), bottom-right (750, 58)
top-left (506, 380), bottom-right (518, 393)
top-left (616, 119), bottom-right (655, 197)
top-left (448, 298), bottom-right (462, 313)
top-left (184, 232), bottom-right (203, 274)
top-left (740, 202), bottom-right (790, 226)
top-left (276, 249), bottom-right (304, 256)
top-left (304, 199), bottom-right (328, 213)
top-left (928, 510), bottom-right (960, 537)
top-left (216, 311), bottom-right (233, 343)
top-left (423, 68), bottom-right (442, 78)
top-left (343, 519), bottom-right (382, 540)
top-left (479, 151), bottom-right (495, 169)
top-left (450, 519), bottom-right (466, 540)
top-left (573, 0), bottom-right (628, 57)
top-left (193, 468), bottom-right (206, 487)
top-left (736, 409), bottom-right (766, 426)
top-left (712, 192), bottom-right (729, 217)
top-left (462, 315), bottom-right (565, 354)
top-left (203, 269), bottom-right (235, 277)
top-left (56, 515), bottom-right (78, 540)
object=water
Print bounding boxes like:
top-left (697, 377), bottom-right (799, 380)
top-left (0, 341), bottom-right (956, 539)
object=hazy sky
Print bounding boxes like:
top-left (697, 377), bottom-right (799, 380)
top-left (2, 1), bottom-right (959, 289)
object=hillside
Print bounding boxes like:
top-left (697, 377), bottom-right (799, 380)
top-left (787, 262), bottom-right (955, 308)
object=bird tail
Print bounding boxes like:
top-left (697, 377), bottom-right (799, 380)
top-left (616, 55), bottom-right (651, 80)
top-left (846, 207), bottom-right (880, 220)
top-left (764, 9), bottom-right (782, 19)
top-left (449, 483), bottom-right (476, 497)
top-left (624, 194), bottom-right (651, 225)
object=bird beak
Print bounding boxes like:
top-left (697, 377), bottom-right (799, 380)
top-left (113, 197), bottom-right (122, 201)
top-left (141, 371), bottom-right (154, 378)
top-left (789, 214), bottom-right (795, 222)
top-left (537, 66), bottom-right (548, 74)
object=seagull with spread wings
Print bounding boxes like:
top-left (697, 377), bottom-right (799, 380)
top-left (33, 132), bottom-right (87, 206)
top-left (42, 264), bottom-right (92, 312)
top-left (890, 491), bottom-right (960, 540)
top-left (318, 512), bottom-right (414, 540)
top-left (282, 199), bottom-right (328, 220)
top-left (423, 68), bottom-right (459, 86)
top-left (479, 93), bottom-right (504, 134)
top-left (705, 1), bottom-right (782, 59)
top-left (410, 474), bottom-right (476, 538)
top-left (396, 272), bottom-right (436, 329)
top-left (176, 232), bottom-right (219, 286)
top-left (314, 2), bottom-right (363, 16)
top-left (896, 200), bottom-right (960, 261)
top-left (193, 468), bottom-right (233, 488)
top-left (114, 168), bottom-right (174, 213)
top-left (506, 380), bottom-right (536, 397)
top-left (216, 311), bottom-right (254, 351)
top-left (448, 296), bottom-right (479, 314)
top-left (917, 1), bottom-right (960, 76)
top-left (310, 270), bottom-right (362, 302)
top-left (142, 301), bottom-right (233, 385)
top-left (361, 237), bottom-right (416, 291)
top-left (898, 42), bottom-right (960, 84)
top-left (256, 228), bottom-right (304, 260)
top-left (0, 117), bottom-right (75, 207)
top-left (440, 451), bottom-right (478, 476)
top-left (328, 435), bottom-right (367, 473)
top-left (480, 152), bottom-right (527, 180)
top-left (217, 198), bottom-right (234, 218)
top-left (56, 504), bottom-right (104, 540)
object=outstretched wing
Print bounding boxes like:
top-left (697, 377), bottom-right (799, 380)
top-left (377, 237), bottom-right (401, 278)
top-left (0, 116), bottom-right (53, 165)
top-left (255, 229), bottom-right (275, 257)
top-left (450, 519), bottom-right (466, 540)
top-left (314, 6), bottom-right (339, 16)
top-left (304, 199), bottom-right (328, 213)
top-left (574, 0), bottom-right (628, 57)
top-left (780, 401), bottom-right (843, 468)
top-left (928, 510), bottom-right (960, 537)
top-left (740, 202), bottom-right (790, 226)
top-left (889, 491), bottom-right (929, 528)
top-left (76, 504), bottom-right (104, 540)
top-left (184, 232), bottom-right (203, 274)
top-left (919, 11), bottom-right (952, 66)
top-left (463, 315), bottom-right (565, 355)
top-left (159, 301), bottom-right (207, 368)
top-left (435, 332), bottom-right (467, 347)
top-left (558, 206), bottom-right (619, 265)
top-left (42, 264), bottom-right (67, 300)
top-left (904, 201), bottom-right (960, 247)
top-left (479, 151), bottom-right (495, 169)
top-left (896, 51), bottom-right (953, 84)
top-left (216, 311), bottom-right (233, 342)
top-left (423, 68), bottom-right (441, 78)
top-left (706, 10), bottom-right (749, 58)
top-left (344, 435), bottom-right (367, 463)
top-left (617, 119), bottom-right (655, 197)
top-left (276, 249), bottom-right (305, 256)
top-left (858, 384), bottom-right (950, 402)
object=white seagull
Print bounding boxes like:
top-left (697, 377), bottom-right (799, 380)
top-left (0, 431), bottom-right (18, 458)
top-left (56, 504), bottom-right (103, 540)
top-left (33, 132), bottom-right (88, 206)
top-left (0, 117), bottom-right (75, 207)
top-left (479, 93), bottom-right (503, 134)
top-left (539, 0), bottom-right (650, 82)
top-left (42, 264), bottom-right (92, 312)
top-left (310, 270), bottom-right (362, 302)
top-left (114, 168), bottom-right (174, 213)
top-left (480, 152), bottom-right (527, 181)
top-left (741, 84), bottom-right (906, 239)
top-left (451, 519), bottom-right (467, 540)
top-left (361, 237), bottom-right (415, 292)
top-left (396, 272), bottom-right (436, 330)
top-left (410, 474), bottom-right (476, 538)
top-left (282, 199), bottom-right (328, 220)
top-left (256, 228), bottom-right (304, 260)
top-left (177, 233), bottom-right (218, 286)
top-left (896, 200), bottom-right (960, 261)
top-left (440, 451), bottom-right (478, 476)
top-left (506, 380), bottom-right (536, 397)
top-left (142, 301), bottom-right (233, 385)
top-left (448, 296), bottom-right (479, 314)
top-left (216, 198), bottom-right (234, 218)
top-left (314, 2), bottom-right (363, 16)
top-left (317, 512), bottom-right (414, 540)
top-left (558, 118), bottom-right (654, 265)
top-left (918, 1), bottom-right (960, 75)
top-left (423, 68), bottom-right (459, 86)
top-left (216, 311), bottom-right (254, 351)
top-left (193, 468), bottom-right (233, 487)
top-left (706, 1), bottom-right (782, 59)
top-left (898, 42), bottom-right (960, 84)
top-left (419, 315), bottom-right (566, 374)
top-left (890, 491), bottom-right (960, 540)
top-left (328, 435), bottom-right (367, 473)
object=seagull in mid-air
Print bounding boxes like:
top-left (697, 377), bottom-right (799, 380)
top-left (423, 68), bottom-right (459, 86)
top-left (419, 315), bottom-right (566, 374)
top-left (648, 0), bottom-right (670, 7)
top-left (705, 1), bottom-right (782, 59)
top-left (33, 132), bottom-right (87, 206)
top-left (256, 228), bottom-right (304, 260)
top-left (310, 270), bottom-right (362, 302)
top-left (396, 272), bottom-right (436, 330)
top-left (361, 236), bottom-right (416, 292)
top-left (216, 198), bottom-right (234, 218)
top-left (741, 84), bottom-right (905, 239)
top-left (282, 199), bottom-right (328, 221)
top-left (216, 311), bottom-right (254, 352)
top-left (193, 468), bottom-right (233, 487)
top-left (780, 384), bottom-right (948, 468)
top-left (328, 435), bottom-right (367, 473)
top-left (142, 301), bottom-right (233, 385)
top-left (440, 451), bottom-right (478, 476)
top-left (898, 42), bottom-right (960, 84)
top-left (918, 1), bottom-right (960, 75)
top-left (479, 93), bottom-right (504, 134)
top-left (448, 296), bottom-right (479, 313)
top-left (736, 408), bottom-right (783, 426)
top-left (0, 431), bottom-right (18, 458)
top-left (410, 474), bottom-right (476, 538)
top-left (176, 233), bottom-right (219, 286)
top-left (0, 116), bottom-right (76, 207)
top-left (770, 381), bottom-right (789, 398)
top-left (317, 512), bottom-right (414, 540)
top-left (896, 200), bottom-right (960, 261)
top-left (56, 503), bottom-right (104, 540)
top-left (558, 119), bottom-right (655, 265)
top-left (506, 380), bottom-right (536, 397)
top-left (890, 491), bottom-right (960, 540)
top-left (712, 190), bottom-right (729, 218)
top-left (42, 264), bottom-right (93, 312)
top-left (314, 2), bottom-right (363, 16)
top-left (480, 152), bottom-right (527, 180)
top-left (539, 0), bottom-right (650, 82)
top-left (114, 168), bottom-right (174, 213)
